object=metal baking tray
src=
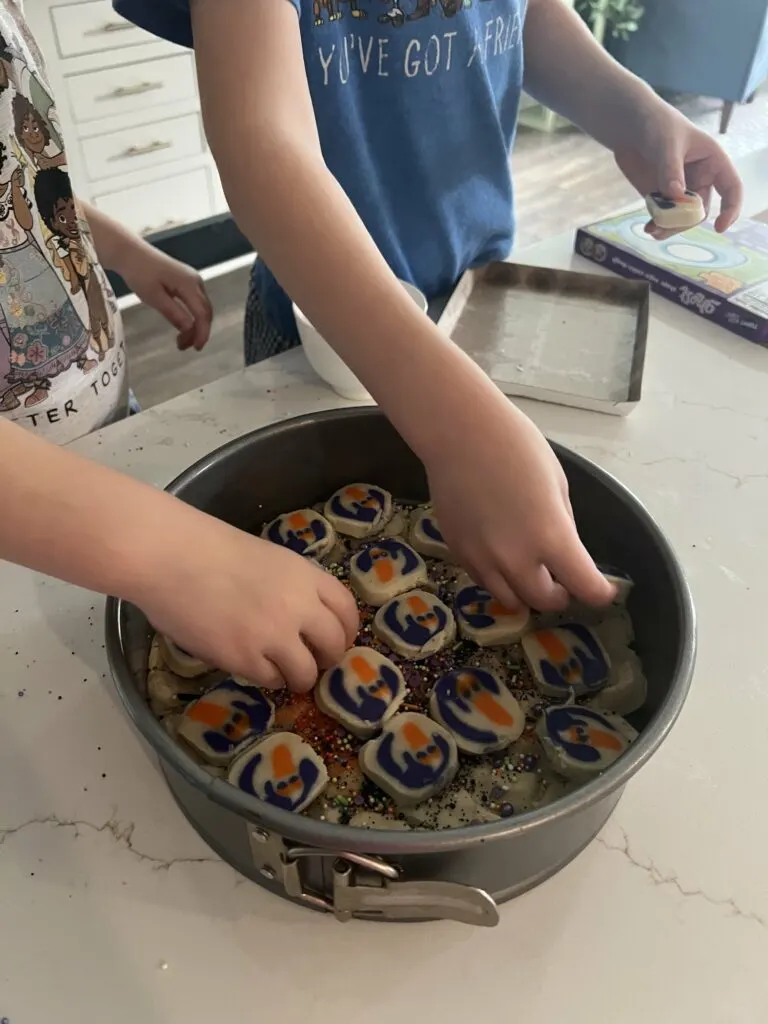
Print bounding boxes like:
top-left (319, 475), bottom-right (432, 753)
top-left (437, 262), bottom-right (650, 416)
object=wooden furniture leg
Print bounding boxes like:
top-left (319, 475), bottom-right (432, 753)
top-left (720, 100), bottom-right (736, 134)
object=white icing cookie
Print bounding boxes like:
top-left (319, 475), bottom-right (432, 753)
top-left (374, 589), bottom-right (456, 660)
top-left (158, 636), bottom-right (211, 679)
top-left (262, 508), bottom-right (336, 560)
top-left (429, 667), bottom-right (524, 755)
top-left (588, 648), bottom-right (648, 717)
top-left (324, 483), bottom-right (393, 539)
top-left (454, 583), bottom-right (530, 646)
top-left (382, 507), bottom-right (410, 539)
top-left (148, 669), bottom-right (207, 716)
top-left (409, 507), bottom-right (450, 559)
top-left (646, 190), bottom-right (705, 230)
top-left (537, 704), bottom-right (637, 780)
top-left (348, 811), bottom-right (412, 831)
top-left (594, 611), bottom-right (635, 652)
top-left (349, 539), bottom-right (428, 605)
top-left (228, 732), bottom-right (328, 812)
top-left (179, 678), bottom-right (275, 766)
top-left (161, 711), bottom-right (183, 739)
top-left (148, 634), bottom-right (165, 672)
top-left (359, 712), bottom-right (459, 806)
top-left (315, 647), bottom-right (406, 738)
top-left (522, 624), bottom-right (611, 698)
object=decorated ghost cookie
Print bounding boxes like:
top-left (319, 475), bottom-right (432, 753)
top-left (324, 483), bottom-right (393, 539)
top-left (262, 508), bottom-right (336, 560)
top-left (350, 539), bottom-right (429, 606)
top-left (359, 712), bottom-right (458, 806)
top-left (158, 636), bottom-right (212, 679)
top-left (429, 667), bottom-right (524, 755)
top-left (178, 679), bottom-right (275, 766)
top-left (374, 589), bottom-right (456, 660)
top-left (409, 507), bottom-right (450, 559)
top-left (522, 624), bottom-right (611, 697)
top-left (315, 647), bottom-right (407, 738)
top-left (588, 648), bottom-right (648, 717)
top-left (228, 732), bottom-right (328, 812)
top-left (454, 583), bottom-right (530, 646)
top-left (537, 704), bottom-right (637, 780)
top-left (645, 190), bottom-right (705, 230)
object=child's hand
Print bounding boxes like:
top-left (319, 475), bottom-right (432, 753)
top-left (427, 401), bottom-right (615, 613)
top-left (135, 513), bottom-right (359, 692)
top-left (118, 243), bottom-right (214, 351)
top-left (614, 104), bottom-right (742, 240)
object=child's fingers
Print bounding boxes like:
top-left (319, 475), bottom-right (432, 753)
top-left (152, 289), bottom-right (195, 335)
top-left (477, 568), bottom-right (528, 614)
top-left (713, 158), bottom-right (743, 232)
top-left (318, 576), bottom-right (359, 646)
top-left (237, 653), bottom-right (285, 690)
top-left (547, 529), bottom-right (616, 607)
top-left (302, 606), bottom-right (348, 670)
top-left (268, 638), bottom-right (319, 693)
top-left (507, 562), bottom-right (569, 613)
top-left (174, 282), bottom-right (213, 351)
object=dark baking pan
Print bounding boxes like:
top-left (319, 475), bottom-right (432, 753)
top-left (105, 408), bottom-right (695, 927)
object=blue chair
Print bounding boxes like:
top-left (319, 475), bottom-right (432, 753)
top-left (612, 0), bottom-right (768, 133)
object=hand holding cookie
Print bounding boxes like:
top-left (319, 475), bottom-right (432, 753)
top-left (426, 397), bottom-right (615, 614)
top-left (134, 507), bottom-right (359, 693)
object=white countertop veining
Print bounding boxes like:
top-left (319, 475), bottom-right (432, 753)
top-left (3, 153), bottom-right (768, 1022)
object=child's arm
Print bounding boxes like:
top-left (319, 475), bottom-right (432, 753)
top-left (80, 201), bottom-right (214, 351)
top-left (187, 0), bottom-right (613, 614)
top-left (0, 418), bottom-right (357, 690)
top-left (523, 0), bottom-right (742, 232)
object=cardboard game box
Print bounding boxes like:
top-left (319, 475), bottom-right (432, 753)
top-left (575, 207), bottom-right (768, 346)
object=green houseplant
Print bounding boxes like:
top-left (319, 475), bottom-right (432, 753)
top-left (519, 0), bottom-right (646, 132)
top-left (575, 0), bottom-right (645, 43)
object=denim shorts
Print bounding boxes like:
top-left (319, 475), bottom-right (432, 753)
top-left (244, 278), bottom-right (297, 367)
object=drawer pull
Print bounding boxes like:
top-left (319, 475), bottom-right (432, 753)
top-left (114, 140), bottom-right (173, 160)
top-left (100, 81), bottom-right (164, 101)
top-left (86, 20), bottom-right (134, 36)
top-left (140, 217), bottom-right (185, 237)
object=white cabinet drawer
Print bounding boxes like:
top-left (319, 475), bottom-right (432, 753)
top-left (81, 113), bottom-right (204, 180)
top-left (66, 54), bottom-right (197, 124)
top-left (93, 168), bottom-right (213, 236)
top-left (51, 1), bottom-right (156, 57)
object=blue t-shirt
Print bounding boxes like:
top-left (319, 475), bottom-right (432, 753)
top-left (115, 0), bottom-right (526, 340)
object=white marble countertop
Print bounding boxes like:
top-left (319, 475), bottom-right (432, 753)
top-left (3, 152), bottom-right (768, 1022)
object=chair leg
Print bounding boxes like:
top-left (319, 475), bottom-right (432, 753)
top-left (720, 100), bottom-right (735, 134)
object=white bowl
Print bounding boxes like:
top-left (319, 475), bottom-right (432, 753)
top-left (294, 281), bottom-right (428, 402)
